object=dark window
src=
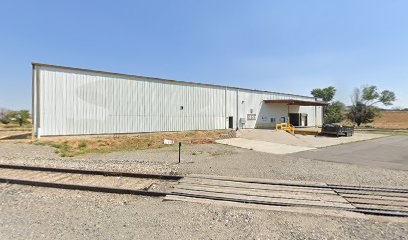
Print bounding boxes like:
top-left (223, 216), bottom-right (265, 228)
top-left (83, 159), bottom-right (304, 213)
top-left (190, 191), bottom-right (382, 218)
top-left (180, 106), bottom-right (184, 110)
top-left (228, 116), bottom-right (233, 128)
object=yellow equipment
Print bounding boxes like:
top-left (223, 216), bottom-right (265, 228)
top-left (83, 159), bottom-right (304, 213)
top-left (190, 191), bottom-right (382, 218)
top-left (276, 123), bottom-right (295, 135)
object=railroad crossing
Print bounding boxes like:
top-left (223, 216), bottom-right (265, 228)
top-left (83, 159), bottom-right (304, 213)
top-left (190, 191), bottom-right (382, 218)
top-left (0, 164), bottom-right (407, 218)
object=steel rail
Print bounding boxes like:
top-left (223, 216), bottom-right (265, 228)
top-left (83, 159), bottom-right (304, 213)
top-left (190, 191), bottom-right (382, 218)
top-left (0, 177), bottom-right (168, 197)
top-left (0, 164), bottom-right (183, 180)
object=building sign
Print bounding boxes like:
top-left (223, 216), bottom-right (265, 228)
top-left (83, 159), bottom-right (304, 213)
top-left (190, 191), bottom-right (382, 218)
top-left (247, 114), bottom-right (256, 120)
top-left (163, 139), bottom-right (174, 144)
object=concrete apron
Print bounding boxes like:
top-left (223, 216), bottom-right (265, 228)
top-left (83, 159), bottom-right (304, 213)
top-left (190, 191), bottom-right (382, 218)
top-left (216, 138), bottom-right (315, 155)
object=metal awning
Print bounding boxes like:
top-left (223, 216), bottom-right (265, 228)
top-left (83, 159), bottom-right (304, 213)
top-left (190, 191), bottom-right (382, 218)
top-left (263, 99), bottom-right (328, 106)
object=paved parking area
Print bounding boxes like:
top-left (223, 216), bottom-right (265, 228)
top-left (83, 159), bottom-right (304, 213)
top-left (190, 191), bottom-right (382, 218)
top-left (291, 136), bottom-right (408, 171)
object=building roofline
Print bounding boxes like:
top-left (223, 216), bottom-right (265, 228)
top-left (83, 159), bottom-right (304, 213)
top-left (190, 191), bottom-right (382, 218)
top-left (32, 62), bottom-right (320, 100)
top-left (264, 99), bottom-right (328, 106)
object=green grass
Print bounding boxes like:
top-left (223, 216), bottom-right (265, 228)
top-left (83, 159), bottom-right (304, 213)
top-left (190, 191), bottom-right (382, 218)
top-left (32, 140), bottom-right (76, 157)
top-left (78, 139), bottom-right (88, 148)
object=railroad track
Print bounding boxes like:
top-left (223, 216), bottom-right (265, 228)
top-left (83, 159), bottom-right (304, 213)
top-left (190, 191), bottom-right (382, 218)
top-left (0, 164), bottom-right (407, 218)
top-left (0, 164), bottom-right (182, 197)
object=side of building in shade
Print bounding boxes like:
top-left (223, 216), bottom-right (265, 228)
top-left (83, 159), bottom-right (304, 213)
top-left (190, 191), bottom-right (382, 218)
top-left (32, 63), bottom-right (326, 137)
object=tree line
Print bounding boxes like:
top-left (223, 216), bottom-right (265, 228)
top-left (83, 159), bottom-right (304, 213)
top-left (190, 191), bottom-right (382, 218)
top-left (0, 108), bottom-right (30, 126)
top-left (311, 86), bottom-right (396, 126)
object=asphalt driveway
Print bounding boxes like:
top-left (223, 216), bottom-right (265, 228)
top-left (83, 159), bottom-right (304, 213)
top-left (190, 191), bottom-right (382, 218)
top-left (291, 136), bottom-right (408, 171)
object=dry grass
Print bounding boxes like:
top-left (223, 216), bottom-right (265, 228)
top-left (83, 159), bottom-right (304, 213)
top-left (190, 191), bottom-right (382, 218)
top-left (340, 111), bottom-right (408, 129)
top-left (0, 123), bottom-right (32, 140)
top-left (0, 123), bottom-right (32, 130)
top-left (361, 111), bottom-right (408, 129)
top-left (32, 130), bottom-right (234, 157)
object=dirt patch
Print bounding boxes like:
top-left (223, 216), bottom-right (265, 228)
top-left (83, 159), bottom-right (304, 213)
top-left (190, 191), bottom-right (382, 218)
top-left (0, 123), bottom-right (32, 140)
top-left (32, 130), bottom-right (235, 157)
top-left (0, 131), bottom-right (31, 140)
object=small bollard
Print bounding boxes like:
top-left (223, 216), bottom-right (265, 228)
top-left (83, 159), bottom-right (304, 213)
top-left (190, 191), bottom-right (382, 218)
top-left (178, 142), bottom-right (181, 163)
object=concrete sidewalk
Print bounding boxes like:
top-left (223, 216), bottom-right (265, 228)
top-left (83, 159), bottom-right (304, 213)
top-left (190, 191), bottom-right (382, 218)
top-left (216, 138), bottom-right (315, 155)
top-left (218, 130), bottom-right (387, 155)
top-left (236, 129), bottom-right (387, 148)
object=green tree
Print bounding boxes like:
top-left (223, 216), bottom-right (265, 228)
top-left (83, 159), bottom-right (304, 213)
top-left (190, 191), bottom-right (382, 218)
top-left (347, 86), bottom-right (396, 126)
top-left (311, 86), bottom-right (336, 102)
top-left (5, 110), bottom-right (31, 126)
top-left (311, 86), bottom-right (344, 124)
top-left (324, 101), bottom-right (345, 124)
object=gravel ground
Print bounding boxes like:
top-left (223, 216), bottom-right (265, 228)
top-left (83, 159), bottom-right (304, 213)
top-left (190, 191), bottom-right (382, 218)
top-left (0, 141), bottom-right (408, 239)
top-left (1, 183), bottom-right (407, 240)
top-left (0, 141), bottom-right (407, 187)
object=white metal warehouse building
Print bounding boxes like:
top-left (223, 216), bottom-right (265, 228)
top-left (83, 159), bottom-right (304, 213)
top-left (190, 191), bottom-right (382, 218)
top-left (32, 63), bottom-right (326, 137)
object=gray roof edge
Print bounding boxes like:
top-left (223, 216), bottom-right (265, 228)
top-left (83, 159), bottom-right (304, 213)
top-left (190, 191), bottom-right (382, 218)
top-left (32, 62), bottom-right (322, 101)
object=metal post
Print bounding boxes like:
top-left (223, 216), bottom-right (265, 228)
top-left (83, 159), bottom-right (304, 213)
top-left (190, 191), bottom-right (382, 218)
top-left (287, 105), bottom-right (290, 124)
top-left (178, 142), bottom-right (181, 163)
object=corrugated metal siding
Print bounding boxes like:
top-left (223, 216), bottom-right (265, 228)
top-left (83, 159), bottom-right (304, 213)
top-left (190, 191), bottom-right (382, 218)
top-left (38, 66), bottom-right (226, 136)
top-left (34, 65), bottom-right (323, 136)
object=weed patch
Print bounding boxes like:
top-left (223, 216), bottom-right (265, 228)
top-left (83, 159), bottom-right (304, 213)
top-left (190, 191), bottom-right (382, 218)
top-left (31, 130), bottom-right (234, 157)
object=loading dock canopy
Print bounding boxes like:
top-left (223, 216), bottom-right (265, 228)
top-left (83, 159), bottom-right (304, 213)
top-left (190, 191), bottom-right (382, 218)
top-left (264, 99), bottom-right (328, 106)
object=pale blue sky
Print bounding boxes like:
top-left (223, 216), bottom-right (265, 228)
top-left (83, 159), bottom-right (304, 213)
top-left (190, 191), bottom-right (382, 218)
top-left (1, 0), bottom-right (407, 110)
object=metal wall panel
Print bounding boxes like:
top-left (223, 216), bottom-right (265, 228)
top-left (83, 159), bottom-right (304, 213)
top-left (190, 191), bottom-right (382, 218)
top-left (37, 66), bottom-right (226, 136)
top-left (33, 64), bottom-right (323, 136)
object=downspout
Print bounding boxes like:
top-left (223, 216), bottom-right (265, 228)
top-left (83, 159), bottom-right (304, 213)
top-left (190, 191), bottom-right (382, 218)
top-left (225, 87), bottom-right (227, 129)
top-left (32, 64), bottom-right (41, 139)
top-left (31, 65), bottom-right (36, 139)
top-left (314, 97), bottom-right (318, 128)
top-left (236, 89), bottom-right (239, 130)
top-left (36, 66), bottom-right (41, 139)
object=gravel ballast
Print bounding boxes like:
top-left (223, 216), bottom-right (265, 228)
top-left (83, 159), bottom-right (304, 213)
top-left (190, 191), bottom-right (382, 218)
top-left (1, 184), bottom-right (407, 240)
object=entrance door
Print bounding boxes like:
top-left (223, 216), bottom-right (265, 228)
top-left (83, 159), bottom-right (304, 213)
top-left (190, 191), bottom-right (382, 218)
top-left (228, 116), bottom-right (233, 128)
top-left (289, 113), bottom-right (300, 126)
top-left (301, 115), bottom-right (308, 126)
